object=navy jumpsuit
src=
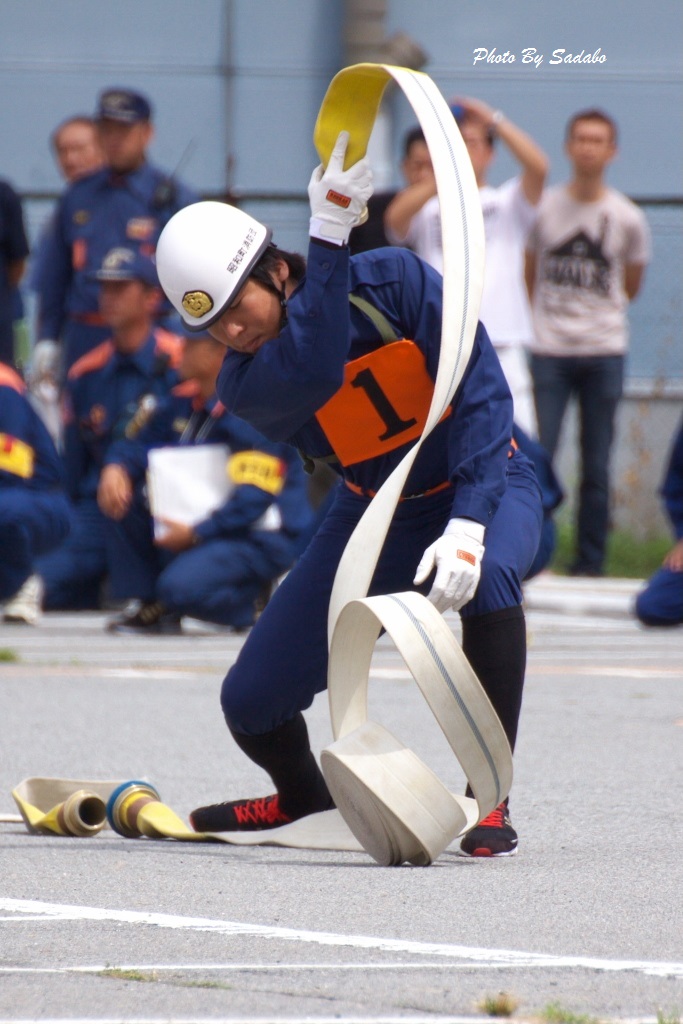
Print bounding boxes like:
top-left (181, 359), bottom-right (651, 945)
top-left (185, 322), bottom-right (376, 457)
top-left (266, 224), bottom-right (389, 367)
top-left (36, 330), bottom-right (181, 608)
top-left (635, 417), bottom-right (683, 627)
top-left (35, 163), bottom-right (198, 370)
top-left (0, 363), bottom-right (71, 600)
top-left (216, 242), bottom-right (543, 743)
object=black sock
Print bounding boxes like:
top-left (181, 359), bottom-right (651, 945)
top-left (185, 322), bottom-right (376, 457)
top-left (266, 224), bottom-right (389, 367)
top-left (461, 605), bottom-right (526, 754)
top-left (229, 713), bottom-right (334, 819)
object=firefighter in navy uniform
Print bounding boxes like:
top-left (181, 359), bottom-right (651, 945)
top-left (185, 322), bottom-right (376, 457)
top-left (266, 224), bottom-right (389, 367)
top-left (0, 363), bottom-right (72, 623)
top-left (36, 248), bottom-right (182, 610)
top-left (635, 417), bottom-right (683, 628)
top-left (98, 329), bottom-right (314, 634)
top-left (34, 87), bottom-right (198, 375)
top-left (155, 133), bottom-right (543, 858)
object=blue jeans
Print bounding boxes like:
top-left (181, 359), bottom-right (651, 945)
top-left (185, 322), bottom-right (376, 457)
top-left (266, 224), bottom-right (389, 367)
top-left (531, 354), bottom-right (624, 574)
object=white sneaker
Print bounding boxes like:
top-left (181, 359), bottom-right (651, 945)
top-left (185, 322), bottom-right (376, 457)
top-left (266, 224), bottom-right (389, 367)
top-left (3, 575), bottom-right (44, 626)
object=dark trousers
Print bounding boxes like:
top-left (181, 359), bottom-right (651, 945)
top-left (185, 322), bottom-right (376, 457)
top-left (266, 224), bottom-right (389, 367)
top-left (531, 353), bottom-right (624, 574)
top-left (220, 452), bottom-right (542, 739)
top-left (0, 489), bottom-right (72, 600)
top-left (36, 497), bottom-right (108, 609)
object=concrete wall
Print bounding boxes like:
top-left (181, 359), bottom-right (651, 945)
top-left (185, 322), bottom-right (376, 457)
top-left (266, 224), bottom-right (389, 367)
top-left (2, 0), bottom-right (681, 535)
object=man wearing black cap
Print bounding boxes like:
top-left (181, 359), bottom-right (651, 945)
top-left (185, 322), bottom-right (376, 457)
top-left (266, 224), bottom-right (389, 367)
top-left (35, 245), bottom-right (183, 611)
top-left (33, 87), bottom-right (198, 375)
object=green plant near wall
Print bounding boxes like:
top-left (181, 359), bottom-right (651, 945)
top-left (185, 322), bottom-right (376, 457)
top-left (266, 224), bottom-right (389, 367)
top-left (551, 522), bottom-right (671, 579)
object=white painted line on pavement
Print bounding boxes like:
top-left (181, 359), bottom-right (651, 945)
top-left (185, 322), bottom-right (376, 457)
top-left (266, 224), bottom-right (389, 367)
top-left (0, 1017), bottom-right (543, 1024)
top-left (0, 1017), bottom-right (665, 1024)
top-left (527, 665), bottom-right (683, 678)
top-left (369, 667), bottom-right (412, 679)
top-left (1, 898), bottom-right (682, 980)
top-left (0, 961), bottom-right (509, 972)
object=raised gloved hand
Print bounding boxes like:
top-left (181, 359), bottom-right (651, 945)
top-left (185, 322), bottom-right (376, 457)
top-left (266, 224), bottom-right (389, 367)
top-left (413, 518), bottom-right (486, 613)
top-left (308, 130), bottom-right (373, 245)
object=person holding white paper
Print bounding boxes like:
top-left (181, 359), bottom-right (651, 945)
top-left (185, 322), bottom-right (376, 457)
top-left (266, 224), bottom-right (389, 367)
top-left (99, 330), bottom-right (313, 633)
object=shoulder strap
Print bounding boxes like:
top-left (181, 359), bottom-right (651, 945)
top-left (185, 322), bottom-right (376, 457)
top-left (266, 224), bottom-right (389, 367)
top-left (348, 293), bottom-right (400, 345)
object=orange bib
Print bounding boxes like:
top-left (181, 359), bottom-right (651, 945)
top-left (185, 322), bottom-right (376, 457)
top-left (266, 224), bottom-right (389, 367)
top-left (315, 340), bottom-right (449, 467)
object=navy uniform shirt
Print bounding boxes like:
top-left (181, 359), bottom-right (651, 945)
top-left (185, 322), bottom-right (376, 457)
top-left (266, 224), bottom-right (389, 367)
top-left (37, 163), bottom-right (198, 339)
top-left (105, 383), bottom-right (313, 542)
top-left (0, 181), bottom-right (30, 353)
top-left (217, 241), bottom-right (515, 529)
top-left (63, 329), bottom-right (182, 502)
top-left (0, 362), bottom-right (64, 491)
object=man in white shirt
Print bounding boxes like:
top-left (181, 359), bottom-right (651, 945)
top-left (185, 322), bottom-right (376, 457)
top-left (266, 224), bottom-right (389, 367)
top-left (384, 98), bottom-right (548, 438)
top-left (525, 108), bottom-right (651, 576)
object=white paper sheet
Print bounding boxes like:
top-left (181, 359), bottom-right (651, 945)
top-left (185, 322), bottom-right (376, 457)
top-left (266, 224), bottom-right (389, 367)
top-left (146, 444), bottom-right (233, 540)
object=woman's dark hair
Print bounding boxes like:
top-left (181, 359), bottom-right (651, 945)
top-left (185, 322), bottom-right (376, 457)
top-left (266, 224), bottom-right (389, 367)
top-left (250, 244), bottom-right (306, 293)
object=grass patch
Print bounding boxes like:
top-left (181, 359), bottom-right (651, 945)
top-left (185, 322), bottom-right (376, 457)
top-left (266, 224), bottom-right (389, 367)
top-left (99, 968), bottom-right (158, 983)
top-left (551, 522), bottom-right (670, 579)
top-left (656, 1011), bottom-right (681, 1024)
top-left (97, 968), bottom-right (232, 991)
top-left (179, 979), bottom-right (233, 990)
top-left (540, 1003), bottom-right (601, 1024)
top-left (478, 991), bottom-right (519, 1016)
top-left (0, 648), bottom-right (19, 662)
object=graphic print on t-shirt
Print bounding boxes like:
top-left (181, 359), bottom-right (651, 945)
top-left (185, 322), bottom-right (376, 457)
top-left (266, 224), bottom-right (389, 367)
top-left (541, 217), bottom-right (611, 296)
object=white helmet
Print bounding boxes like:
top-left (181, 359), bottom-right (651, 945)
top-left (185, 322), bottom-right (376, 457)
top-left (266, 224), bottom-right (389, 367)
top-left (156, 201), bottom-right (272, 332)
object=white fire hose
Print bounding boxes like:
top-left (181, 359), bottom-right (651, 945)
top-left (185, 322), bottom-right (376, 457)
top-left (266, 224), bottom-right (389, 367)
top-left (10, 64), bottom-right (512, 866)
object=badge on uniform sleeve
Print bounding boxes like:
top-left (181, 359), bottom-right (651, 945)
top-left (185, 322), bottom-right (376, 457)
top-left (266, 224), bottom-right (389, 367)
top-left (72, 238), bottom-right (87, 271)
top-left (126, 218), bottom-right (155, 241)
top-left (0, 434), bottom-right (34, 479)
top-left (228, 451), bottom-right (284, 495)
top-left (182, 291), bottom-right (214, 318)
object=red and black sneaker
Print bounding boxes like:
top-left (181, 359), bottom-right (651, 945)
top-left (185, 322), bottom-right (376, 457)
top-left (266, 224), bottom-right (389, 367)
top-left (189, 794), bottom-right (292, 833)
top-left (459, 799), bottom-right (518, 857)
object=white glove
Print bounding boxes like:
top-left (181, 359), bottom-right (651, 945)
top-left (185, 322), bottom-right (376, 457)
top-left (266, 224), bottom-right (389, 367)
top-left (413, 518), bottom-right (486, 613)
top-left (27, 339), bottom-right (62, 386)
top-left (308, 130), bottom-right (374, 245)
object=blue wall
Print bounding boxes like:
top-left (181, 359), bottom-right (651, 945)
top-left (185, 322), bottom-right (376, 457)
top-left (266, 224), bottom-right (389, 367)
top-left (2, 0), bottom-right (681, 381)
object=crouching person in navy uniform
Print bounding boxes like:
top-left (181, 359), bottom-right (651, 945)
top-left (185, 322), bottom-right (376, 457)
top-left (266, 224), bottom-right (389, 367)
top-left (98, 329), bottom-right (314, 634)
top-left (155, 132), bottom-right (543, 858)
top-left (36, 248), bottom-right (182, 609)
top-left (0, 364), bottom-right (72, 624)
top-left (634, 416), bottom-right (683, 628)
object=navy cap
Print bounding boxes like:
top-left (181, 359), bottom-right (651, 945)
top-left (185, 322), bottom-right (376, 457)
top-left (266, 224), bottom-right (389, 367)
top-left (92, 247), bottom-right (159, 287)
top-left (96, 88), bottom-right (152, 124)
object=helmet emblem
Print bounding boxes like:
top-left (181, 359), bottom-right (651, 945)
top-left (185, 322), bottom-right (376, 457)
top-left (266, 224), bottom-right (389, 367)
top-left (182, 290), bottom-right (214, 318)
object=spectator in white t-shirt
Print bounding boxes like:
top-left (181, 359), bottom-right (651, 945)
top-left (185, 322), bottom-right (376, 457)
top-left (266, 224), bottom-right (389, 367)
top-left (525, 108), bottom-right (651, 576)
top-left (384, 98), bottom-right (549, 438)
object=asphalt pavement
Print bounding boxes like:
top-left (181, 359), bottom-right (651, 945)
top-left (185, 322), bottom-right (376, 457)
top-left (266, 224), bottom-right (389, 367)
top-left (0, 576), bottom-right (681, 1024)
